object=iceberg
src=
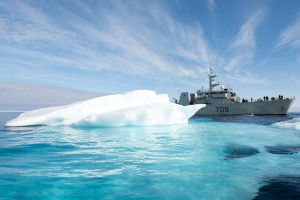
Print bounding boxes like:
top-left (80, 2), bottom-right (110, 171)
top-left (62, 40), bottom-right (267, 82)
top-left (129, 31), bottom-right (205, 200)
top-left (273, 117), bottom-right (300, 131)
top-left (6, 90), bottom-right (205, 127)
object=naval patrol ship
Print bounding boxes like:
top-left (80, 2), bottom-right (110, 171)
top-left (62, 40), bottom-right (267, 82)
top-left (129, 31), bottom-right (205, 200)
top-left (178, 68), bottom-right (295, 115)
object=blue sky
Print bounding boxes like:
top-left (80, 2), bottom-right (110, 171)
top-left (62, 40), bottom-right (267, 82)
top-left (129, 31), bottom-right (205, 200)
top-left (1, 0), bottom-right (300, 111)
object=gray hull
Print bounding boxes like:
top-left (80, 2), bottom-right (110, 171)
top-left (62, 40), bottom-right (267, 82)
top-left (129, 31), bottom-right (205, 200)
top-left (195, 98), bottom-right (295, 115)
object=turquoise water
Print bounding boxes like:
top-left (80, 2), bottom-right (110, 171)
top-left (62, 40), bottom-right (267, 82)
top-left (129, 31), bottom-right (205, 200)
top-left (1, 112), bottom-right (300, 199)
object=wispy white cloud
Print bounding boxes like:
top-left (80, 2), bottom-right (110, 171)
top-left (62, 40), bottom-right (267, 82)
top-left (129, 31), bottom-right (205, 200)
top-left (0, 1), bottom-right (73, 45)
top-left (224, 10), bottom-right (265, 72)
top-left (274, 13), bottom-right (300, 50)
top-left (0, 0), bottom-right (212, 87)
top-left (0, 0), bottom-right (273, 101)
top-left (225, 71), bottom-right (269, 85)
top-left (229, 11), bottom-right (263, 50)
top-left (207, 0), bottom-right (216, 11)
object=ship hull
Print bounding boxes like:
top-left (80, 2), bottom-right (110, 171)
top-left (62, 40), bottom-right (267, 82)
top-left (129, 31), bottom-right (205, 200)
top-left (195, 98), bottom-right (295, 115)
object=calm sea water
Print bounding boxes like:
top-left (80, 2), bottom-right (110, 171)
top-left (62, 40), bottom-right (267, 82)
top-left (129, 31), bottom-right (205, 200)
top-left (0, 112), bottom-right (300, 199)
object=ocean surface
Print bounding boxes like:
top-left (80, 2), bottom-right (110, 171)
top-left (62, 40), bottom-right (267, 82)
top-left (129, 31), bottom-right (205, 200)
top-left (1, 112), bottom-right (300, 199)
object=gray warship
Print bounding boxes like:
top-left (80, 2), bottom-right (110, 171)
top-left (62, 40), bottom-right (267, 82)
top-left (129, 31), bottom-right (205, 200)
top-left (178, 68), bottom-right (295, 115)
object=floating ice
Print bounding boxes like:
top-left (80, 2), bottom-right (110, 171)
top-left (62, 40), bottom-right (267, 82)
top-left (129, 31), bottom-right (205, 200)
top-left (6, 90), bottom-right (205, 127)
top-left (273, 117), bottom-right (300, 131)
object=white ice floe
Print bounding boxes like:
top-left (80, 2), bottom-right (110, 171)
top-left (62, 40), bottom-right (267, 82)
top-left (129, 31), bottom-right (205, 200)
top-left (274, 117), bottom-right (300, 131)
top-left (6, 90), bottom-right (205, 127)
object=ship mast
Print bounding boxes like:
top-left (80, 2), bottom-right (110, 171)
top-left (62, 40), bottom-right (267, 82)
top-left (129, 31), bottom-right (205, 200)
top-left (209, 68), bottom-right (219, 92)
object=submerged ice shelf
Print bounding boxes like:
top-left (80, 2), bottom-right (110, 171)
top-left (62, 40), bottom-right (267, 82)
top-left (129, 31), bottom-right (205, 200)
top-left (6, 90), bottom-right (205, 127)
